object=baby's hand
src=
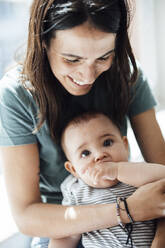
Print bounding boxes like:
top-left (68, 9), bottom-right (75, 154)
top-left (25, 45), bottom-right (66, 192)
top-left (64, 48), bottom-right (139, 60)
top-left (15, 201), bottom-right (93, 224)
top-left (84, 162), bottom-right (118, 186)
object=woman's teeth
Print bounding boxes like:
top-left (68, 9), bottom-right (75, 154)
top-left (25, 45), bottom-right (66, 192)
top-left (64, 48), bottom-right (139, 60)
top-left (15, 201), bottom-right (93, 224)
top-left (72, 78), bottom-right (87, 86)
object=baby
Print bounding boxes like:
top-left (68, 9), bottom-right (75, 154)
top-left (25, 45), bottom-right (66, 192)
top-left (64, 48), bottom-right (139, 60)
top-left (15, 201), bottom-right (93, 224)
top-left (49, 112), bottom-right (165, 248)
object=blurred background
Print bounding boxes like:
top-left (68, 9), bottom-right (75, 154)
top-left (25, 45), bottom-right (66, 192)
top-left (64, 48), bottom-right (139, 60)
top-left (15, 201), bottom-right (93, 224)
top-left (0, 0), bottom-right (165, 246)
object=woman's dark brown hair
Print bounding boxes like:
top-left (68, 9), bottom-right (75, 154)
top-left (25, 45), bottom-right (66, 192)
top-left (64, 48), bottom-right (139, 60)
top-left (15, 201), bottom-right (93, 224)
top-left (22, 0), bottom-right (137, 142)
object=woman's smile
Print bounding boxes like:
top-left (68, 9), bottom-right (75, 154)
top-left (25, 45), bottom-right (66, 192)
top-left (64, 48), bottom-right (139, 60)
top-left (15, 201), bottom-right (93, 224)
top-left (68, 75), bottom-right (93, 87)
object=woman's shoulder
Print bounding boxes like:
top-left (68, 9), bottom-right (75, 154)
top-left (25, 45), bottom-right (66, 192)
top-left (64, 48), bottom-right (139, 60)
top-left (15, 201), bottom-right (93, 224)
top-left (128, 61), bottom-right (156, 117)
top-left (0, 64), bottom-right (26, 92)
top-left (0, 64), bottom-right (34, 106)
top-left (132, 61), bottom-right (149, 88)
top-left (0, 64), bottom-right (23, 87)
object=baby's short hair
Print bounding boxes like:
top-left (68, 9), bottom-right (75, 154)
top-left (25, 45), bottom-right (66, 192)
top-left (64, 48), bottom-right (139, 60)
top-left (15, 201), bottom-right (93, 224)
top-left (60, 110), bottom-right (122, 145)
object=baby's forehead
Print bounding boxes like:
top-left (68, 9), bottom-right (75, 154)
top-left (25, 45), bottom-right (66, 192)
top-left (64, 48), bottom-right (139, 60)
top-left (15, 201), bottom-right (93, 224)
top-left (62, 115), bottom-right (96, 144)
top-left (62, 113), bottom-right (121, 145)
top-left (61, 120), bottom-right (85, 158)
top-left (64, 120), bottom-right (86, 138)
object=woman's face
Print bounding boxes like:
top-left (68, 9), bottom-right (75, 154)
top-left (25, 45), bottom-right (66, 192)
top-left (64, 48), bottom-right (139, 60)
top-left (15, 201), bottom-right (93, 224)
top-left (46, 22), bottom-right (116, 96)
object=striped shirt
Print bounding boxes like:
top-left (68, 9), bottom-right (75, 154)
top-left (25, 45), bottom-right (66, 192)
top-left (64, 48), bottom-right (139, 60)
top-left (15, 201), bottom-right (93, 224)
top-left (61, 175), bottom-right (156, 248)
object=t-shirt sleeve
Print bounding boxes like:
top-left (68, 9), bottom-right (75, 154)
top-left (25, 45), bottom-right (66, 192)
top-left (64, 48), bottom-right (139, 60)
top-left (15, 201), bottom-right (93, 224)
top-left (0, 72), bottom-right (37, 146)
top-left (128, 66), bottom-right (156, 117)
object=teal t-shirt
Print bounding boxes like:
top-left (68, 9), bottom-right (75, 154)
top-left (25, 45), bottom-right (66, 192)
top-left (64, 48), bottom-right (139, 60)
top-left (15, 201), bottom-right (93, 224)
top-left (0, 65), bottom-right (156, 204)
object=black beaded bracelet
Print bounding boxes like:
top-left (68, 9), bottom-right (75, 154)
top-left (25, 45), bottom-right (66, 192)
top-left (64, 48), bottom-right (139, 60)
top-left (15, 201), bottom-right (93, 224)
top-left (116, 197), bottom-right (125, 229)
top-left (116, 197), bottom-right (134, 247)
top-left (120, 197), bottom-right (134, 223)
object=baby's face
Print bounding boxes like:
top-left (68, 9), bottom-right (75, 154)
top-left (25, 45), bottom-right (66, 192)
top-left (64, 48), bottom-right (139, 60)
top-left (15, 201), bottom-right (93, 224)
top-left (62, 114), bottom-right (129, 188)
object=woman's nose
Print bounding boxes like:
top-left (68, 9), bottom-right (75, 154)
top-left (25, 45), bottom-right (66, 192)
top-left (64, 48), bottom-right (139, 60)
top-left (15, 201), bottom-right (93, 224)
top-left (79, 64), bottom-right (96, 84)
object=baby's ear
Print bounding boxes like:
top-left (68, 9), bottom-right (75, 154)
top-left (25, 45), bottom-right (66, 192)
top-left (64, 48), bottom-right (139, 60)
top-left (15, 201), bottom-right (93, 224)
top-left (64, 161), bottom-right (79, 178)
top-left (122, 136), bottom-right (129, 152)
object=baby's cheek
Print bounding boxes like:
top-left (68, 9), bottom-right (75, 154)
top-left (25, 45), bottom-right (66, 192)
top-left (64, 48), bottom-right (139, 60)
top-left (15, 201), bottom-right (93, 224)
top-left (117, 148), bottom-right (129, 161)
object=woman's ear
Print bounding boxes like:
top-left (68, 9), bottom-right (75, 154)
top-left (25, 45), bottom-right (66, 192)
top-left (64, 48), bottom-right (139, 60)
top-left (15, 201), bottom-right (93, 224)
top-left (64, 161), bottom-right (79, 178)
top-left (42, 41), bottom-right (47, 49)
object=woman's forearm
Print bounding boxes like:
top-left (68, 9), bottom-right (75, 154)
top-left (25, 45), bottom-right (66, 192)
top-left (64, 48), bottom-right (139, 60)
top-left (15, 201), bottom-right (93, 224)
top-left (17, 202), bottom-right (122, 239)
top-left (117, 162), bottom-right (165, 187)
top-left (151, 218), bottom-right (165, 248)
top-left (14, 180), bottom-right (165, 239)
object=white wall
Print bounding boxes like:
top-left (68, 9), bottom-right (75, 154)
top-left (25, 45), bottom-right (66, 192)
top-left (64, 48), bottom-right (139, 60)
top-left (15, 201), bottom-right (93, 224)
top-left (154, 0), bottom-right (165, 108)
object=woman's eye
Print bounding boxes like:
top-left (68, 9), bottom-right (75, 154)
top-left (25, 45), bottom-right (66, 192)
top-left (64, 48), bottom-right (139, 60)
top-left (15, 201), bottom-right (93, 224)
top-left (97, 51), bottom-right (115, 62)
top-left (64, 58), bottom-right (80, 63)
top-left (97, 56), bottom-right (110, 61)
top-left (81, 150), bottom-right (91, 158)
top-left (103, 139), bottom-right (113, 147)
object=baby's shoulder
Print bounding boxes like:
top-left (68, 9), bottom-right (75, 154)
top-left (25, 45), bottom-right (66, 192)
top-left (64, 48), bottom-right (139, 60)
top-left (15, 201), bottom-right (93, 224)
top-left (61, 175), bottom-right (78, 192)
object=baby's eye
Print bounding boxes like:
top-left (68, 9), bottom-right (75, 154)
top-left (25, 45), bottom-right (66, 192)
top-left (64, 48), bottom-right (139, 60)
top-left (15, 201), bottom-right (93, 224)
top-left (103, 139), bottom-right (113, 147)
top-left (81, 150), bottom-right (91, 158)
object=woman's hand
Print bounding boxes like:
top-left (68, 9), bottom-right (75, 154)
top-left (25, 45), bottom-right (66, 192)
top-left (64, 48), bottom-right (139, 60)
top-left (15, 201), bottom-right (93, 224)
top-left (126, 179), bottom-right (165, 222)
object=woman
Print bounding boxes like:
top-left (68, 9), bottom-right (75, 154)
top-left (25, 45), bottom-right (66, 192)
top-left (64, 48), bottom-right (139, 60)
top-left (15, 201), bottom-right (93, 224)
top-left (0, 0), bottom-right (165, 247)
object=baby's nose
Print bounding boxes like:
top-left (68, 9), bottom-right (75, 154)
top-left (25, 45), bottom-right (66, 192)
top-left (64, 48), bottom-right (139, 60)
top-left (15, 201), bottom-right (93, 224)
top-left (94, 153), bottom-right (108, 163)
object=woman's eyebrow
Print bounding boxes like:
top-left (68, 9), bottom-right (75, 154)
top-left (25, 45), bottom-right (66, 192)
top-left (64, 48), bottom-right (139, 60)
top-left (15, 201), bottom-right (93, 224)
top-left (61, 49), bottom-right (115, 59)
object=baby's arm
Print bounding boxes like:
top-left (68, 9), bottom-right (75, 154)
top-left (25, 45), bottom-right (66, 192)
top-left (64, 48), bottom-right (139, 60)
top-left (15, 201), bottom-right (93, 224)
top-left (48, 235), bottom-right (81, 248)
top-left (84, 161), bottom-right (165, 188)
top-left (117, 162), bottom-right (165, 187)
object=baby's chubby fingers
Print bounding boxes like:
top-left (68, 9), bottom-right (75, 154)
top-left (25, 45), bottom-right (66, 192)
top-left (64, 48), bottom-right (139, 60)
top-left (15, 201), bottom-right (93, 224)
top-left (92, 162), bottom-right (118, 184)
top-left (92, 165), bottom-right (104, 184)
